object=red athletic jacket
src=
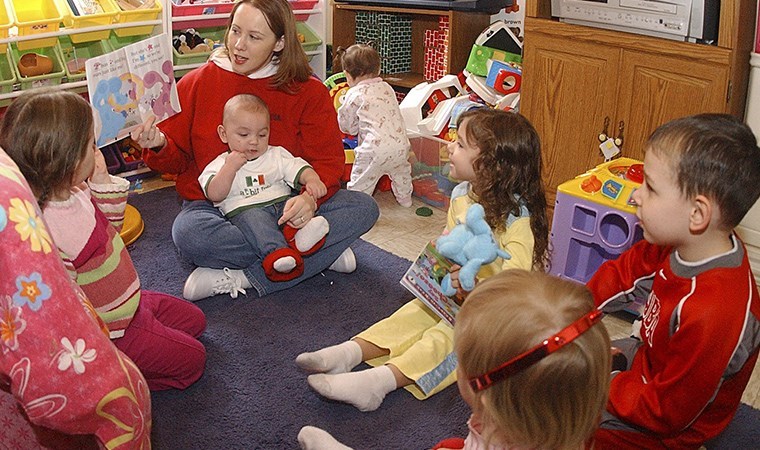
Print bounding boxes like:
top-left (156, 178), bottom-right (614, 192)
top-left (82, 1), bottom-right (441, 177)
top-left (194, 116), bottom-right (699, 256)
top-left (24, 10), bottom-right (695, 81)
top-left (588, 236), bottom-right (760, 448)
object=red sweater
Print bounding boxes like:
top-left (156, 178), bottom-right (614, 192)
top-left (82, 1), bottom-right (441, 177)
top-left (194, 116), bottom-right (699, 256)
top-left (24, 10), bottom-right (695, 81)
top-left (143, 62), bottom-right (344, 202)
top-left (588, 236), bottom-right (760, 448)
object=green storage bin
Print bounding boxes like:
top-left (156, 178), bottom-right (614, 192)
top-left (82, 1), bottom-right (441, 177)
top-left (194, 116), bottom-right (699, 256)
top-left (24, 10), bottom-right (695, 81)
top-left (10, 44), bottom-right (66, 90)
top-left (0, 51), bottom-right (16, 94)
top-left (172, 26), bottom-right (226, 66)
top-left (58, 36), bottom-right (113, 82)
top-left (297, 22), bottom-right (321, 52)
top-left (108, 32), bottom-right (150, 51)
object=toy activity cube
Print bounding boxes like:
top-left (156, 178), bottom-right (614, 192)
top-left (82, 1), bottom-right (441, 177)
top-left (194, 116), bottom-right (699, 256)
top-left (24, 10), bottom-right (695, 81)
top-left (549, 158), bottom-right (645, 311)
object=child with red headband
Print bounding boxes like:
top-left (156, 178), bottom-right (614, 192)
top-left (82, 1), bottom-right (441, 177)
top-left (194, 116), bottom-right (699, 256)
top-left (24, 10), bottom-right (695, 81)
top-left (297, 270), bottom-right (611, 450)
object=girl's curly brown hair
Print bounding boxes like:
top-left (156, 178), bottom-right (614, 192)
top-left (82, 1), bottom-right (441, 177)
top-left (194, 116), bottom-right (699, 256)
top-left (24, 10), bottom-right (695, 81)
top-left (456, 108), bottom-right (549, 270)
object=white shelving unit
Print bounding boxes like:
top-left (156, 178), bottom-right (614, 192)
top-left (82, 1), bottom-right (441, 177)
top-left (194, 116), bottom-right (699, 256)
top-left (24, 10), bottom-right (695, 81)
top-left (0, 19), bottom-right (164, 101)
top-left (0, 0), bottom-right (327, 102)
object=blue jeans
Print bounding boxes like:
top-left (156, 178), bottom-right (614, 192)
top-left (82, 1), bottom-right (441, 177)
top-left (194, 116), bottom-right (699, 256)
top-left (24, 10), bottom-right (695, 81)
top-left (228, 202), bottom-right (288, 259)
top-left (172, 189), bottom-right (379, 297)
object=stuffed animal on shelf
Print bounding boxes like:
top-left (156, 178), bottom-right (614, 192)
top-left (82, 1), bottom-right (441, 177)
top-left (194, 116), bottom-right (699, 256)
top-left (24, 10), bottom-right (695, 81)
top-left (436, 203), bottom-right (510, 296)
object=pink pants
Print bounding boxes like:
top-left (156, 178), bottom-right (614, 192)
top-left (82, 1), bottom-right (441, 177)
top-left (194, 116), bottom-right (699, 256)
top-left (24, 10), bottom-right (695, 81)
top-left (113, 290), bottom-right (207, 391)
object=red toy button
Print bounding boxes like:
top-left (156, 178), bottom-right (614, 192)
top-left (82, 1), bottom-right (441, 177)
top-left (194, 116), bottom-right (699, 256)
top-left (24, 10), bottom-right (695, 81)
top-left (626, 164), bottom-right (644, 184)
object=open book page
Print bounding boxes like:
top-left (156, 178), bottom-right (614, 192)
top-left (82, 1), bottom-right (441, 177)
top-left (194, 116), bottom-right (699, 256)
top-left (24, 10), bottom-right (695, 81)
top-left (86, 34), bottom-right (181, 147)
top-left (400, 240), bottom-right (460, 327)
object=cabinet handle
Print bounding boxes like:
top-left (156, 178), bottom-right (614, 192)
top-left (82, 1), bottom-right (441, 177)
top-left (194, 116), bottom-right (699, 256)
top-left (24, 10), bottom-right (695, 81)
top-left (598, 116), bottom-right (611, 143)
top-left (614, 120), bottom-right (625, 148)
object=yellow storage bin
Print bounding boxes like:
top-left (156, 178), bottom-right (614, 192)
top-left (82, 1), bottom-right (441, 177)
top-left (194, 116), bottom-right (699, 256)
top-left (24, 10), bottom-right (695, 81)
top-left (9, 0), bottom-right (64, 50)
top-left (0, 2), bottom-right (12, 53)
top-left (60, 0), bottom-right (120, 43)
top-left (114, 0), bottom-right (162, 37)
top-left (0, 51), bottom-right (17, 93)
top-left (10, 43), bottom-right (66, 89)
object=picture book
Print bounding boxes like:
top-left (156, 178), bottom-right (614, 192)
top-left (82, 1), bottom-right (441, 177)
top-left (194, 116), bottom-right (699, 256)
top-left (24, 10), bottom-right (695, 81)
top-left (400, 240), bottom-right (460, 327)
top-left (86, 34), bottom-right (181, 148)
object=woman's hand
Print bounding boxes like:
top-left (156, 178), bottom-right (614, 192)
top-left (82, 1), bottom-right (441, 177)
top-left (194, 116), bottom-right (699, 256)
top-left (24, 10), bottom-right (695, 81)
top-left (279, 191), bottom-right (317, 229)
top-left (130, 116), bottom-right (166, 150)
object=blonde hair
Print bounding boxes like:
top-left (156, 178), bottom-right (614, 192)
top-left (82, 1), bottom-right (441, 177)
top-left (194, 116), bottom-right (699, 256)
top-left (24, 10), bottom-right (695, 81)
top-left (223, 94), bottom-right (270, 125)
top-left (0, 88), bottom-right (94, 208)
top-left (455, 270), bottom-right (611, 449)
top-left (216, 0), bottom-right (312, 92)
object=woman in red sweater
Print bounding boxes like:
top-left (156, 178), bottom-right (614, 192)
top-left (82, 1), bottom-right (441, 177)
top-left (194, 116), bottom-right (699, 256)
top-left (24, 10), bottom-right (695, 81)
top-left (133, 0), bottom-right (379, 301)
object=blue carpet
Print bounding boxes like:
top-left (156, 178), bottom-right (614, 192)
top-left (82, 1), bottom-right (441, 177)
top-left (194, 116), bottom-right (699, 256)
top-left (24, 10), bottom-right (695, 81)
top-left (127, 188), bottom-right (469, 449)
top-left (127, 187), bottom-right (760, 449)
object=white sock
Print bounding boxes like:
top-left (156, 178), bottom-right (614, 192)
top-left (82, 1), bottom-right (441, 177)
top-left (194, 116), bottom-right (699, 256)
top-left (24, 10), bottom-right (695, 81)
top-left (295, 341), bottom-right (362, 374)
top-left (307, 365), bottom-right (397, 412)
top-left (295, 216), bottom-right (330, 252)
top-left (273, 256), bottom-right (297, 273)
top-left (297, 426), bottom-right (353, 450)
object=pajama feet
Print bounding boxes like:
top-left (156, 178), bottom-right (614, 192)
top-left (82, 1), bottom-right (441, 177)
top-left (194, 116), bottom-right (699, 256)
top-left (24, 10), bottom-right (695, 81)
top-left (263, 248), bottom-right (304, 282)
top-left (295, 340), bottom-right (362, 374)
top-left (284, 216), bottom-right (329, 256)
top-left (294, 216), bottom-right (330, 253)
top-left (306, 365), bottom-right (396, 412)
top-left (297, 426), bottom-right (353, 450)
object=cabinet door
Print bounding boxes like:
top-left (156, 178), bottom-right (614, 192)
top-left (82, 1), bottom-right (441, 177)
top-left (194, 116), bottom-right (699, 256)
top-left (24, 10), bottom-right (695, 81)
top-left (615, 51), bottom-right (730, 162)
top-left (522, 33), bottom-right (620, 207)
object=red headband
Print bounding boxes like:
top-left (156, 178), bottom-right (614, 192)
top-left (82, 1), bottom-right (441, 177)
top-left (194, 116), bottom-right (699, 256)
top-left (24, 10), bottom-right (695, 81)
top-left (469, 309), bottom-right (603, 392)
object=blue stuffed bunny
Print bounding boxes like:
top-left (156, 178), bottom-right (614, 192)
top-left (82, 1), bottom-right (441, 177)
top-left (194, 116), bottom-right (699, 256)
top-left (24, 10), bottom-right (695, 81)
top-left (436, 203), bottom-right (511, 296)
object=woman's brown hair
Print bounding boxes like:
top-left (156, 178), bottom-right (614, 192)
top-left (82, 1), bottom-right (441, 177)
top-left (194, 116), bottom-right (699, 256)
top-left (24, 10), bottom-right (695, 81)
top-left (0, 88), bottom-right (93, 208)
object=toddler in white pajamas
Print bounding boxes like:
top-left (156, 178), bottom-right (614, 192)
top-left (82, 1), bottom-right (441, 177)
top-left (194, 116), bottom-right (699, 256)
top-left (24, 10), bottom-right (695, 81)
top-left (337, 44), bottom-right (413, 207)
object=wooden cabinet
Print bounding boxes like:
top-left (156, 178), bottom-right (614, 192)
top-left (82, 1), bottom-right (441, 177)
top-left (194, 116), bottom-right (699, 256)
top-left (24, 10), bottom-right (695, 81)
top-left (521, 0), bottom-right (755, 210)
top-left (332, 2), bottom-right (489, 89)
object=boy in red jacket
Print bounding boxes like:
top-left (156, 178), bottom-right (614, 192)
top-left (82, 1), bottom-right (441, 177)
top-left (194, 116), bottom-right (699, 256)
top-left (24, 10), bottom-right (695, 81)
top-left (588, 113), bottom-right (760, 449)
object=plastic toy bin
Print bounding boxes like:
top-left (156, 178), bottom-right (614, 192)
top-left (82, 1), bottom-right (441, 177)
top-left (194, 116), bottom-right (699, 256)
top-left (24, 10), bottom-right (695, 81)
top-left (297, 22), bottom-right (321, 52)
top-left (289, 0), bottom-right (318, 21)
top-left (9, 0), bottom-right (64, 50)
top-left (0, 51), bottom-right (16, 93)
top-left (114, 0), bottom-right (162, 37)
top-left (60, 0), bottom-right (119, 43)
top-left (170, 0), bottom-right (234, 29)
top-left (172, 26), bottom-right (226, 66)
top-left (107, 31), bottom-right (149, 50)
top-left (10, 43), bottom-right (66, 89)
top-left (59, 36), bottom-right (113, 82)
top-left (0, 2), bottom-right (12, 53)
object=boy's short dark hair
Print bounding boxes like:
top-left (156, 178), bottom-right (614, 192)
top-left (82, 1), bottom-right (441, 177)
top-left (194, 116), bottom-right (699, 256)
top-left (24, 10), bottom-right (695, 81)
top-left (340, 44), bottom-right (381, 79)
top-left (646, 113), bottom-right (760, 229)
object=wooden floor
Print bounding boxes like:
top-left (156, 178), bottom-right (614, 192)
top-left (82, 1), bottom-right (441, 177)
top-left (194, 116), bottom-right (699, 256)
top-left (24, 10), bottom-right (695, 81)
top-left (137, 180), bottom-right (760, 409)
